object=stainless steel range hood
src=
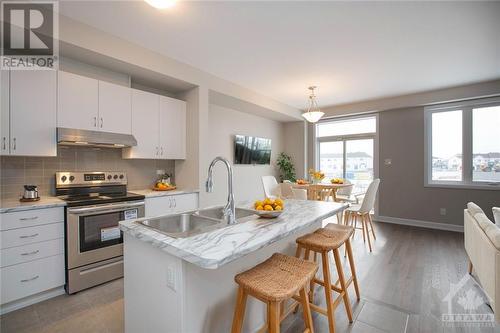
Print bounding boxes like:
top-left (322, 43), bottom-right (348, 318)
top-left (57, 128), bottom-right (137, 148)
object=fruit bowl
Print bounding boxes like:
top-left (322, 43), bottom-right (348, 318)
top-left (152, 185), bottom-right (177, 191)
top-left (252, 198), bottom-right (285, 218)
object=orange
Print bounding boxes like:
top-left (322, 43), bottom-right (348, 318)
top-left (274, 199), bottom-right (284, 207)
top-left (256, 205), bottom-right (264, 211)
top-left (254, 200), bottom-right (263, 209)
top-left (274, 205), bottom-right (282, 211)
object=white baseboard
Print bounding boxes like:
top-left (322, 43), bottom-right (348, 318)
top-left (0, 287), bottom-right (65, 315)
top-left (374, 215), bottom-right (464, 233)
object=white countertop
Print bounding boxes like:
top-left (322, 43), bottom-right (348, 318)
top-left (120, 199), bottom-right (348, 269)
top-left (130, 189), bottom-right (199, 198)
top-left (0, 197), bottom-right (67, 213)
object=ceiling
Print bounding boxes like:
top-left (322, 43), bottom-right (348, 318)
top-left (59, 1), bottom-right (500, 109)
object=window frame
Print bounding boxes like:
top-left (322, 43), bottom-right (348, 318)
top-left (424, 96), bottom-right (500, 190)
top-left (314, 113), bottom-right (378, 181)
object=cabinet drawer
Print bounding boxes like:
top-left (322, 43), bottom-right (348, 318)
top-left (0, 254), bottom-right (64, 305)
top-left (0, 223), bottom-right (64, 249)
top-left (0, 238), bottom-right (64, 268)
top-left (0, 207), bottom-right (64, 231)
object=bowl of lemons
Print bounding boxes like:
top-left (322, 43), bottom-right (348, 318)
top-left (252, 198), bottom-right (285, 218)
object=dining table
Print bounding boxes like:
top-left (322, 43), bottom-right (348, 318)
top-left (291, 182), bottom-right (353, 202)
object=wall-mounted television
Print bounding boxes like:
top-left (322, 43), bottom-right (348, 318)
top-left (234, 135), bottom-right (272, 165)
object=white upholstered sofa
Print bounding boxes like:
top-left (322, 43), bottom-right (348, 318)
top-left (464, 202), bottom-right (500, 322)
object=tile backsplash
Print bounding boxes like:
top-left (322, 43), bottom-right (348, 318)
top-left (0, 146), bottom-right (175, 199)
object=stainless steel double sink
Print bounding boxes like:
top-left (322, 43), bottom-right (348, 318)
top-left (138, 206), bottom-right (257, 238)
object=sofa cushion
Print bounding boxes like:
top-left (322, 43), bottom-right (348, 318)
top-left (474, 212), bottom-right (500, 250)
top-left (474, 212), bottom-right (494, 230)
top-left (467, 202), bottom-right (484, 216)
top-left (493, 207), bottom-right (500, 225)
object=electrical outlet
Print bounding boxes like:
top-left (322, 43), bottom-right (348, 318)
top-left (166, 266), bottom-right (176, 290)
top-left (156, 169), bottom-right (165, 175)
top-left (440, 208), bottom-right (446, 216)
top-left (384, 158), bottom-right (392, 166)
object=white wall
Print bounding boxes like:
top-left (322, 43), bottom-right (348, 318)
top-left (204, 105), bottom-right (284, 207)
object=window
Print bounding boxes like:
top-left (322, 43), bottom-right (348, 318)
top-left (316, 116), bottom-right (377, 193)
top-left (425, 97), bottom-right (500, 189)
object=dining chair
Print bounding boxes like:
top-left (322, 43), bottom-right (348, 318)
top-left (343, 179), bottom-right (380, 252)
top-left (291, 188), bottom-right (308, 200)
top-left (307, 184), bottom-right (334, 201)
top-left (279, 182), bottom-right (294, 199)
top-left (335, 180), bottom-right (355, 203)
top-left (261, 176), bottom-right (281, 199)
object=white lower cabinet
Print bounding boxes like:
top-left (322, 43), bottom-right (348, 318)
top-left (145, 193), bottom-right (199, 217)
top-left (0, 207), bottom-right (65, 308)
top-left (0, 254), bottom-right (65, 305)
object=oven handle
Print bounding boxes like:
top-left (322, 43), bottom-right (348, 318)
top-left (67, 201), bottom-right (145, 215)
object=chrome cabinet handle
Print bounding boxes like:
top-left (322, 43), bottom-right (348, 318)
top-left (173, 199), bottom-right (176, 208)
top-left (2, 137), bottom-right (5, 150)
top-left (20, 216), bottom-right (38, 221)
top-left (168, 198), bottom-right (172, 208)
top-left (160, 147), bottom-right (163, 156)
top-left (93, 116), bottom-right (97, 127)
top-left (21, 275), bottom-right (39, 283)
top-left (19, 233), bottom-right (39, 239)
top-left (156, 147), bottom-right (159, 156)
top-left (12, 138), bottom-right (16, 150)
top-left (21, 250), bottom-right (39, 256)
top-left (100, 117), bottom-right (103, 128)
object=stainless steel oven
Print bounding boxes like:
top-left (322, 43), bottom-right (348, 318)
top-left (66, 201), bottom-right (144, 294)
top-left (56, 171), bottom-right (145, 294)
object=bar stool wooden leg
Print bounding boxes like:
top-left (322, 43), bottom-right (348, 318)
top-left (363, 214), bottom-right (372, 252)
top-left (268, 301), bottom-right (281, 333)
top-left (321, 251), bottom-right (336, 333)
top-left (231, 287), bottom-right (248, 333)
top-left (299, 287), bottom-right (314, 333)
top-left (309, 252), bottom-right (318, 303)
top-left (332, 249), bottom-right (353, 323)
top-left (345, 239), bottom-right (360, 301)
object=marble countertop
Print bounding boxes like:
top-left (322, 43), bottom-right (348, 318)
top-left (120, 199), bottom-right (348, 269)
top-left (130, 189), bottom-right (200, 198)
top-left (0, 197), bottom-right (66, 213)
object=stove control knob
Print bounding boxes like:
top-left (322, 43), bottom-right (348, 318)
top-left (69, 176), bottom-right (75, 182)
top-left (113, 175), bottom-right (118, 180)
top-left (61, 175), bottom-right (67, 182)
top-left (107, 175), bottom-right (112, 180)
top-left (119, 174), bottom-right (124, 179)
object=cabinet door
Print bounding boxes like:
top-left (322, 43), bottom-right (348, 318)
top-left (145, 196), bottom-right (174, 217)
top-left (0, 70), bottom-right (9, 155)
top-left (122, 89), bottom-right (160, 159)
top-left (10, 70), bottom-right (57, 156)
top-left (58, 71), bottom-right (98, 131)
top-left (159, 96), bottom-right (186, 160)
top-left (171, 193), bottom-right (199, 213)
top-left (98, 81), bottom-right (131, 134)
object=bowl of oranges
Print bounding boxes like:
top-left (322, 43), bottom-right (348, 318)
top-left (252, 198), bottom-right (285, 218)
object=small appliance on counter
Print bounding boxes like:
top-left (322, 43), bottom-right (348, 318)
top-left (20, 185), bottom-right (40, 202)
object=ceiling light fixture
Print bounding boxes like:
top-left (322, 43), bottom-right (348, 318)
top-left (145, 0), bottom-right (177, 9)
top-left (302, 86), bottom-right (324, 123)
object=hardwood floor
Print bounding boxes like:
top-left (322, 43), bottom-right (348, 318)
top-left (1, 219), bottom-right (498, 333)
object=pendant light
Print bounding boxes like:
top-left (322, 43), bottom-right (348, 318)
top-left (302, 86), bottom-right (324, 123)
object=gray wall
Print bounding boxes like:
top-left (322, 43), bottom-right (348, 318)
top-left (0, 147), bottom-right (174, 200)
top-left (378, 107), bottom-right (499, 225)
top-left (283, 121), bottom-right (307, 180)
top-left (204, 104), bottom-right (284, 207)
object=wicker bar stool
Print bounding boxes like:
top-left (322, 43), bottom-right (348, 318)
top-left (295, 223), bottom-right (360, 333)
top-left (231, 253), bottom-right (318, 333)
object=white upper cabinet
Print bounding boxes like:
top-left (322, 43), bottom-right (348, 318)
top-left (1, 70), bottom-right (9, 155)
top-left (123, 89), bottom-right (160, 159)
top-left (160, 96), bottom-right (186, 160)
top-left (10, 70), bottom-right (57, 156)
top-left (98, 81), bottom-right (131, 134)
top-left (58, 71), bottom-right (99, 131)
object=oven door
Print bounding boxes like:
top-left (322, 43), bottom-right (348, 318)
top-left (66, 201), bottom-right (145, 269)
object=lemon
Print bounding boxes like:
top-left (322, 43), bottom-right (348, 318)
top-left (274, 199), bottom-right (284, 207)
top-left (274, 205), bottom-right (282, 211)
top-left (254, 200), bottom-right (263, 209)
top-left (264, 205), bottom-right (274, 211)
top-left (256, 205), bottom-right (264, 211)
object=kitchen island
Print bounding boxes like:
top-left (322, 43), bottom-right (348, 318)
top-left (119, 199), bottom-right (347, 333)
